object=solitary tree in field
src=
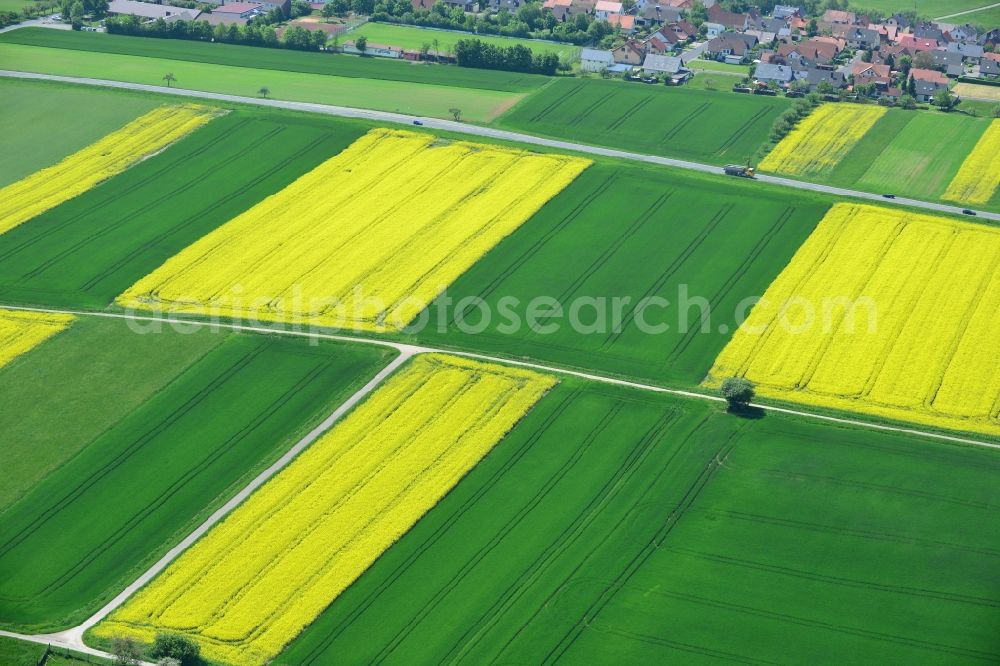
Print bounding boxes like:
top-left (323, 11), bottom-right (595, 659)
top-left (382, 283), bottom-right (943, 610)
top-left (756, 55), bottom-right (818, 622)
top-left (355, 34), bottom-right (367, 53)
top-left (151, 632), bottom-right (200, 666)
top-left (162, 72), bottom-right (176, 87)
top-left (258, 86), bottom-right (270, 98)
top-left (111, 635), bottom-right (142, 666)
top-left (449, 107), bottom-right (462, 121)
top-left (432, 37), bottom-right (440, 60)
top-left (932, 87), bottom-right (958, 112)
top-left (720, 376), bottom-right (755, 412)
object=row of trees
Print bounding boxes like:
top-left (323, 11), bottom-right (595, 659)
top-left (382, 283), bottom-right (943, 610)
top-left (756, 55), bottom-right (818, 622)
top-left (105, 14), bottom-right (328, 50)
top-left (453, 37), bottom-right (559, 74)
top-left (357, 0), bottom-right (611, 46)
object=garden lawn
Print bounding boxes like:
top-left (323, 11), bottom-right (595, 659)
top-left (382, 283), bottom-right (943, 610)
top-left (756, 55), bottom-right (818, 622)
top-left (0, 79), bottom-right (159, 188)
top-left (0, 109), bottom-right (366, 308)
top-left (953, 81), bottom-right (1000, 102)
top-left (496, 77), bottom-right (787, 165)
top-left (0, 42), bottom-right (522, 121)
top-left (0, 28), bottom-right (546, 92)
top-left (352, 23), bottom-right (579, 59)
top-left (278, 378), bottom-right (1000, 665)
top-left (0, 322), bottom-right (393, 632)
top-left (413, 161), bottom-right (830, 386)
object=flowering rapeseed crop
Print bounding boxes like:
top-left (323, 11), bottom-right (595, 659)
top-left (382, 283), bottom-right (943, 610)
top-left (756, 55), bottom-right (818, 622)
top-left (759, 104), bottom-right (886, 176)
top-left (942, 120), bottom-right (1000, 205)
top-left (706, 203), bottom-right (1000, 438)
top-left (0, 104), bottom-right (215, 236)
top-left (0, 309), bottom-right (73, 369)
top-left (117, 128), bottom-right (590, 332)
top-left (94, 353), bottom-right (555, 666)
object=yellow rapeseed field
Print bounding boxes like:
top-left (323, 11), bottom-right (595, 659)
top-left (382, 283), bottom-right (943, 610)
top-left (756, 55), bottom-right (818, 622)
top-left (117, 128), bottom-right (590, 332)
top-left (0, 104), bottom-right (215, 236)
top-left (94, 353), bottom-right (555, 666)
top-left (942, 120), bottom-right (1000, 205)
top-left (758, 104), bottom-right (886, 176)
top-left (0, 309), bottom-right (73, 369)
top-left (705, 203), bottom-right (1000, 438)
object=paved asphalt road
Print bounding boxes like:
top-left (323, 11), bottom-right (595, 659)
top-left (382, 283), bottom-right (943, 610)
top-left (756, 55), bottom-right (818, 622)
top-left (2, 70), bottom-right (998, 222)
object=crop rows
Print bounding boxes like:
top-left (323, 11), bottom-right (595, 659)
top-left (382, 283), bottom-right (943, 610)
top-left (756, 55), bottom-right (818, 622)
top-left (759, 104), bottom-right (886, 176)
top-left (118, 128), bottom-right (589, 332)
top-left (706, 203), bottom-right (1000, 437)
top-left (942, 120), bottom-right (1000, 205)
top-left (94, 354), bottom-right (555, 665)
top-left (0, 105), bottom-right (215, 236)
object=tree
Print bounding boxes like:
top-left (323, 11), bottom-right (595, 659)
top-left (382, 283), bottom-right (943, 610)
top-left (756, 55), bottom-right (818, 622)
top-left (807, 18), bottom-right (818, 37)
top-left (906, 73), bottom-right (916, 96)
top-left (111, 635), bottom-right (142, 666)
top-left (932, 87), bottom-right (958, 111)
top-left (689, 0), bottom-right (707, 27)
top-left (69, 0), bottom-right (84, 24)
top-left (432, 36), bottom-right (440, 60)
top-left (151, 633), bottom-right (200, 666)
top-left (162, 72), bottom-right (176, 87)
top-left (899, 93), bottom-right (917, 109)
top-left (420, 41), bottom-right (431, 58)
top-left (993, 104), bottom-right (1000, 118)
top-left (258, 85), bottom-right (270, 97)
top-left (720, 376), bottom-right (755, 411)
top-left (449, 107), bottom-right (461, 121)
top-left (355, 34), bottom-right (367, 52)
top-left (912, 50), bottom-right (936, 71)
top-left (321, 2), bottom-right (335, 17)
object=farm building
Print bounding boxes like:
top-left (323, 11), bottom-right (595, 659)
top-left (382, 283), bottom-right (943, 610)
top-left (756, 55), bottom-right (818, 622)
top-left (211, 1), bottom-right (264, 19)
top-left (580, 48), bottom-right (614, 72)
top-left (106, 0), bottom-right (200, 21)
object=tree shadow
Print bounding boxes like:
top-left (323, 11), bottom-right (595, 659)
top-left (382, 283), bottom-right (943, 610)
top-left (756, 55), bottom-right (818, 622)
top-left (726, 404), bottom-right (766, 420)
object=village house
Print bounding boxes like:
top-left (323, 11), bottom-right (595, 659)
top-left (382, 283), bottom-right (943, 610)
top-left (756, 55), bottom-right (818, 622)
top-left (932, 50), bottom-right (965, 77)
top-left (707, 3), bottom-right (748, 31)
top-left (840, 26), bottom-right (880, 50)
top-left (979, 57), bottom-right (1000, 79)
top-left (593, 0), bottom-right (622, 20)
top-left (607, 13), bottom-right (636, 33)
top-left (637, 4), bottom-right (681, 26)
top-left (705, 31), bottom-right (758, 63)
top-left (611, 39), bottom-right (645, 65)
top-left (642, 53), bottom-right (691, 82)
top-left (852, 61), bottom-right (892, 88)
top-left (947, 41), bottom-right (984, 60)
top-left (754, 62), bottom-right (795, 88)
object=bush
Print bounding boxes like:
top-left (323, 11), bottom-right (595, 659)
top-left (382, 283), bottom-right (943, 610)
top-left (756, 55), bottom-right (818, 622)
top-left (151, 633), bottom-right (200, 666)
top-left (720, 376), bottom-right (755, 410)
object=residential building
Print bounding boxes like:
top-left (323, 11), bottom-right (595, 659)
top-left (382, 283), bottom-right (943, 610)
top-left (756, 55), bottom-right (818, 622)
top-left (611, 40), bottom-right (645, 65)
top-left (594, 0), bottom-right (622, 20)
top-left (979, 57), bottom-right (1000, 78)
top-left (642, 53), bottom-right (690, 81)
top-left (754, 63), bottom-right (794, 87)
top-left (910, 67), bottom-right (949, 85)
top-left (947, 41), bottom-right (984, 60)
top-left (607, 13), bottom-right (636, 33)
top-left (707, 3), bottom-right (747, 31)
top-left (932, 50), bottom-right (964, 77)
top-left (705, 31), bottom-right (757, 62)
top-left (841, 26), bottom-right (879, 50)
top-left (852, 61), bottom-right (891, 87)
top-left (913, 78), bottom-right (946, 102)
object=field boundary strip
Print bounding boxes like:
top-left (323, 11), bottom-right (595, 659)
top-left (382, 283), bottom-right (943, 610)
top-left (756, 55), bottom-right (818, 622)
top-left (0, 303), bottom-right (996, 454)
top-left (2, 71), bottom-right (998, 222)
